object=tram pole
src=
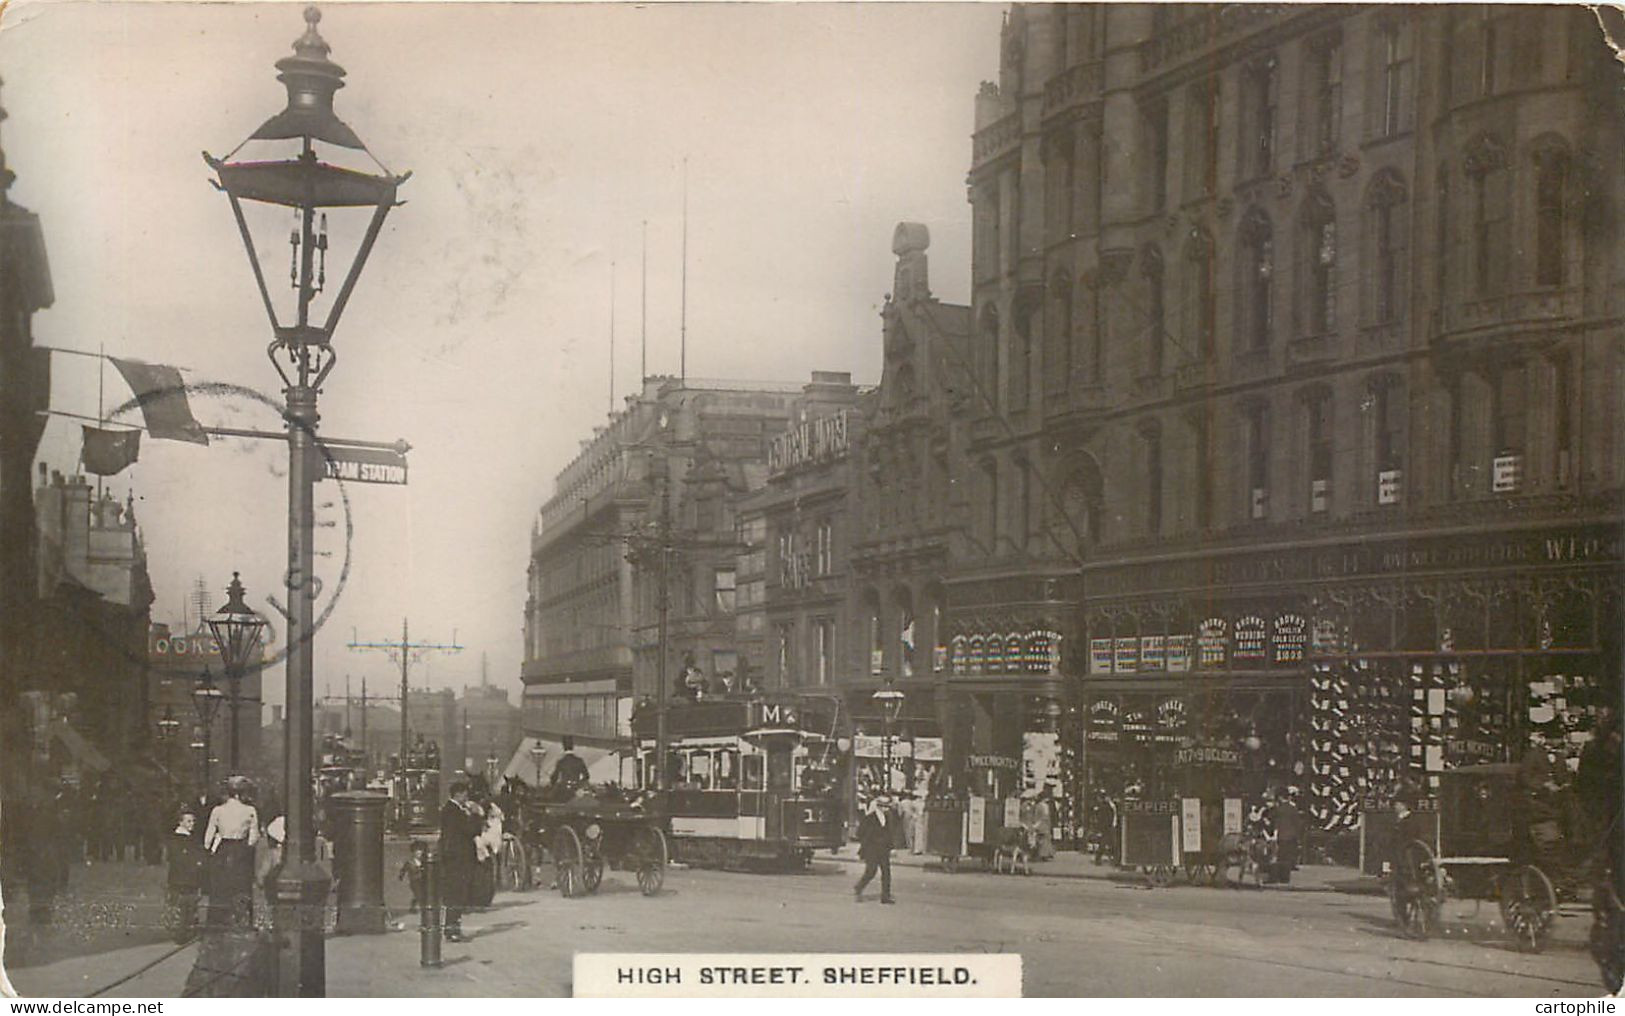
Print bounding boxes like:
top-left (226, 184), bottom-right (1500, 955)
top-left (654, 476), bottom-right (671, 790)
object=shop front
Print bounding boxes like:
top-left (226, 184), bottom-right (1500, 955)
top-left (1078, 521), bottom-right (1622, 852)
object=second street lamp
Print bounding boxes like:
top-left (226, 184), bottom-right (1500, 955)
top-left (205, 6), bottom-right (409, 997)
top-left (206, 571), bottom-right (268, 772)
top-left (192, 668), bottom-right (226, 793)
top-left (871, 678), bottom-right (905, 795)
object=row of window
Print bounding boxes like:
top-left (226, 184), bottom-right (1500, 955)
top-left (994, 136), bottom-right (1574, 404)
top-left (1015, 355), bottom-right (1581, 549)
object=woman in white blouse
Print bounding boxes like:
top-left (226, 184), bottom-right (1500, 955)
top-left (204, 777), bottom-right (260, 927)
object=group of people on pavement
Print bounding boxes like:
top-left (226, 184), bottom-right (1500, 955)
top-left (435, 739), bottom-right (593, 942)
top-left (164, 775), bottom-right (291, 942)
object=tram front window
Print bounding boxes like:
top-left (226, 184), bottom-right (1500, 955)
top-left (766, 745), bottom-right (793, 793)
top-left (742, 754), bottom-right (764, 791)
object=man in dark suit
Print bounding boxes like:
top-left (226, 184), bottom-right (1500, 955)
top-left (439, 781), bottom-right (479, 942)
top-left (853, 796), bottom-right (897, 904)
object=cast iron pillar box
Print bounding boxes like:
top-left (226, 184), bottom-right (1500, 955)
top-left (331, 790), bottom-right (389, 934)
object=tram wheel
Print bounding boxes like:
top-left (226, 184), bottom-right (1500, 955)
top-left (636, 827), bottom-right (668, 897)
top-left (555, 826), bottom-right (585, 899)
top-left (1391, 839), bottom-right (1442, 941)
top-left (1501, 864), bottom-right (1557, 953)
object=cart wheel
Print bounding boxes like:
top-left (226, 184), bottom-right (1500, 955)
top-left (499, 836), bottom-right (530, 892)
top-left (1145, 865), bottom-right (1175, 888)
top-left (1501, 864), bottom-right (1557, 953)
top-left (1390, 839), bottom-right (1442, 941)
top-left (555, 826), bottom-right (585, 899)
top-left (1185, 860), bottom-right (1215, 886)
top-left (636, 827), bottom-right (668, 896)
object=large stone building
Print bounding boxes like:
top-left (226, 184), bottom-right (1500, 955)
top-left (521, 376), bottom-right (799, 782)
top-left (949, 3), bottom-right (1624, 842)
top-left (848, 225), bottom-right (973, 798)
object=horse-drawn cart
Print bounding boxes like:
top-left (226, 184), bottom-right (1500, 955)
top-left (1389, 764), bottom-right (1574, 951)
top-left (520, 794), bottom-right (669, 898)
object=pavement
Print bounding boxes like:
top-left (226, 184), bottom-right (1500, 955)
top-left (5, 846), bottom-right (1609, 998)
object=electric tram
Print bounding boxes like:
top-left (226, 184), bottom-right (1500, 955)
top-left (632, 694), bottom-right (849, 869)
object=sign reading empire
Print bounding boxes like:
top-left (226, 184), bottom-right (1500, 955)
top-left (768, 411), bottom-right (849, 477)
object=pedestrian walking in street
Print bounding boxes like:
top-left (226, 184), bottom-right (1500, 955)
top-left (165, 809), bottom-right (205, 942)
top-left (1268, 787), bottom-right (1305, 884)
top-left (853, 795), bottom-right (897, 904)
top-left (203, 776), bottom-right (260, 928)
top-left (439, 780), bottom-right (480, 942)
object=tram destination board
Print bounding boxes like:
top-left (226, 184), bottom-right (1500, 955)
top-left (318, 445), bottom-right (409, 485)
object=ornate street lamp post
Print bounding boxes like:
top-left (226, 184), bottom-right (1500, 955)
top-left (157, 706), bottom-right (181, 788)
top-left (192, 668), bottom-right (226, 794)
top-left (871, 678), bottom-right (905, 795)
top-left (530, 743), bottom-right (546, 788)
top-left (204, 7), bottom-right (408, 996)
top-left (207, 572), bottom-right (268, 772)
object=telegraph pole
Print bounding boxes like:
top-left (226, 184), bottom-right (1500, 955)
top-left (347, 618), bottom-right (462, 767)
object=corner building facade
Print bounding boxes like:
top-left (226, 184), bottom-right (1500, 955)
top-left (522, 377), bottom-right (798, 781)
top-left (954, 4), bottom-right (1625, 844)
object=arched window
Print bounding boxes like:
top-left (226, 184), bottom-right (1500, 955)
top-left (1466, 135), bottom-right (1509, 297)
top-left (978, 303), bottom-right (1001, 414)
top-left (1302, 386), bottom-right (1333, 514)
top-left (1142, 246), bottom-right (1165, 376)
top-left (1365, 172), bottom-right (1409, 324)
top-left (1049, 270), bottom-right (1073, 382)
top-left (1242, 400), bottom-right (1271, 520)
top-left (1533, 141), bottom-right (1571, 288)
top-left (1011, 291), bottom-right (1038, 411)
top-left (981, 457), bottom-right (999, 554)
top-left (1188, 408), bottom-right (1216, 530)
top-left (1367, 375), bottom-right (1405, 505)
top-left (1139, 420), bottom-right (1164, 536)
top-left (1055, 453), bottom-right (1103, 554)
top-left (1183, 228), bottom-right (1216, 360)
top-left (1299, 189), bottom-right (1338, 335)
top-left (1240, 209), bottom-right (1274, 351)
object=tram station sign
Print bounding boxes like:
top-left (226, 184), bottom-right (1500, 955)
top-left (318, 445), bottom-right (408, 485)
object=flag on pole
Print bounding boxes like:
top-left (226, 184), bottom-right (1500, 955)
top-left (80, 426), bottom-right (141, 476)
top-left (109, 357), bottom-right (208, 445)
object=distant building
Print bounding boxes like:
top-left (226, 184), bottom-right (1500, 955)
top-left (27, 471), bottom-right (155, 777)
top-left (736, 371), bottom-right (864, 693)
top-left (521, 376), bottom-right (799, 781)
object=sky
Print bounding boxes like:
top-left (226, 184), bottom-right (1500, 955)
top-left (1, 0), bottom-right (1005, 714)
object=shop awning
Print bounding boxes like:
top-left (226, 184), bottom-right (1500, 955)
top-left (501, 736), bottom-right (621, 787)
